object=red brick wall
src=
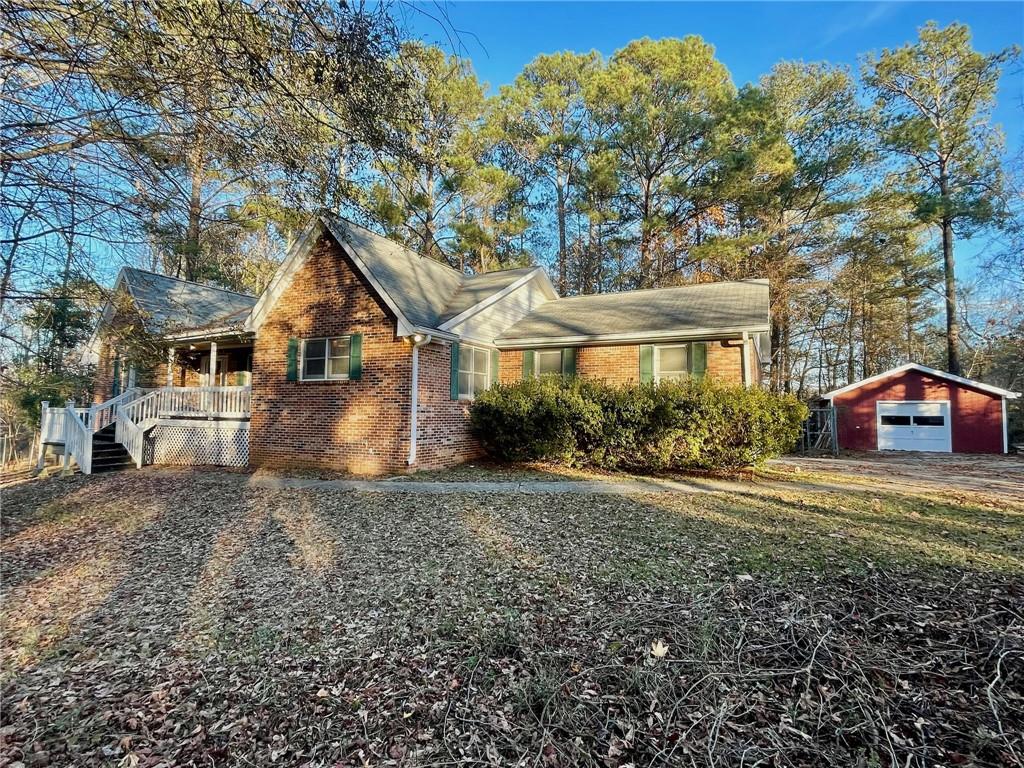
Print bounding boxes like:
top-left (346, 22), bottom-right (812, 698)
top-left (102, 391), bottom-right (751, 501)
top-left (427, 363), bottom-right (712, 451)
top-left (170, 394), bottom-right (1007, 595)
top-left (249, 235), bottom-right (414, 475)
top-left (833, 369), bottom-right (1005, 454)
top-left (498, 341), bottom-right (750, 386)
top-left (413, 342), bottom-right (481, 469)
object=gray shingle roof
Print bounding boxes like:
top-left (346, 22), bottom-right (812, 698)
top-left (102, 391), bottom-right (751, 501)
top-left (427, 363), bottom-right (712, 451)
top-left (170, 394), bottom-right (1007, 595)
top-left (438, 268), bottom-right (537, 324)
top-left (497, 280), bottom-right (770, 342)
top-left (324, 216), bottom-right (465, 329)
top-left (323, 215), bottom-right (540, 330)
top-left (121, 268), bottom-right (257, 334)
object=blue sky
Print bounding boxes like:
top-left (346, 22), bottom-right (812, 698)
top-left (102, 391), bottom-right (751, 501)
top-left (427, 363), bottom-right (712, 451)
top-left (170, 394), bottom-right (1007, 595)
top-left (406, 1), bottom-right (1021, 148)
top-left (405, 1), bottom-right (1023, 277)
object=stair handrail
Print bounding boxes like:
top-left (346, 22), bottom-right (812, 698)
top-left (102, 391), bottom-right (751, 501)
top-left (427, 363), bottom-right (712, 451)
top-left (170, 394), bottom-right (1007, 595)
top-left (114, 389), bottom-right (165, 468)
top-left (88, 387), bottom-right (142, 433)
top-left (62, 399), bottom-right (92, 474)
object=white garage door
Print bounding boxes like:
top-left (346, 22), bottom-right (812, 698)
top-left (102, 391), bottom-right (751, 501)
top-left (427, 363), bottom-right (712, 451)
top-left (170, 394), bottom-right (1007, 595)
top-left (876, 401), bottom-right (952, 452)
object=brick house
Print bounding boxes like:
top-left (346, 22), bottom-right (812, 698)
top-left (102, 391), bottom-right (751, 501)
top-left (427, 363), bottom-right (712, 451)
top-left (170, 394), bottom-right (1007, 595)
top-left (65, 212), bottom-right (769, 475)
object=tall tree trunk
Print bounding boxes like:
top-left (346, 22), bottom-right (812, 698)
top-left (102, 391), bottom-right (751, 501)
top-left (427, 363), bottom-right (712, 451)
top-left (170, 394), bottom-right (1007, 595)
top-left (847, 298), bottom-right (856, 384)
top-left (555, 173), bottom-right (567, 294)
top-left (941, 214), bottom-right (960, 374)
top-left (185, 136), bottom-right (205, 281)
top-left (938, 167), bottom-right (960, 375)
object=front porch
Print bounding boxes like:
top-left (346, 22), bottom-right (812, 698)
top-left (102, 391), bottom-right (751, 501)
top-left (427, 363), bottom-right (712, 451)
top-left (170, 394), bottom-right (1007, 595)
top-left (40, 384), bottom-right (251, 475)
top-left (162, 336), bottom-right (254, 389)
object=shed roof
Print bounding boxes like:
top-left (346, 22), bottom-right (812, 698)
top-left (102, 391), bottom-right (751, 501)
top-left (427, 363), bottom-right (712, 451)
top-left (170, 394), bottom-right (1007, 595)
top-left (497, 279), bottom-right (770, 344)
top-left (821, 363), bottom-right (1020, 400)
top-left (120, 268), bottom-right (257, 334)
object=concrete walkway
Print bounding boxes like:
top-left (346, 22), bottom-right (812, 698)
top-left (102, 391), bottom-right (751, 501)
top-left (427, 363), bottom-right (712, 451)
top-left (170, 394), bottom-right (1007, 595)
top-left (249, 474), bottom-right (724, 495)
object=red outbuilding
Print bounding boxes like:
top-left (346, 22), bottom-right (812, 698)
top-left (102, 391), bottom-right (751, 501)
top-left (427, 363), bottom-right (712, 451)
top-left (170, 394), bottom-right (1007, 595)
top-left (822, 363), bottom-right (1019, 454)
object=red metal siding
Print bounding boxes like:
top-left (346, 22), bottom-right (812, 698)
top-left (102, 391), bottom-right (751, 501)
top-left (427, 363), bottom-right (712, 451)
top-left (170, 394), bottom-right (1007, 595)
top-left (833, 369), bottom-right (1004, 454)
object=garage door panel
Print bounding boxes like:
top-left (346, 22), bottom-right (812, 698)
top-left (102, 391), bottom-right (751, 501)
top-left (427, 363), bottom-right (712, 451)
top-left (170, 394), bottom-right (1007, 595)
top-left (877, 401), bottom-right (951, 452)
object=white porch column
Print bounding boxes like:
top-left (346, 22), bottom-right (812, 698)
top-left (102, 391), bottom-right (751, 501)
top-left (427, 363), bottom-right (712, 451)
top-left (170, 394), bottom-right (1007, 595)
top-left (166, 347), bottom-right (175, 387)
top-left (207, 342), bottom-right (217, 417)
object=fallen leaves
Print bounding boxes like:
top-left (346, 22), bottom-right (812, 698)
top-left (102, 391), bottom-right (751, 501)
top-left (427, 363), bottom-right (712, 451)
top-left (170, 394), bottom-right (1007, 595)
top-left (0, 467), bottom-right (1021, 767)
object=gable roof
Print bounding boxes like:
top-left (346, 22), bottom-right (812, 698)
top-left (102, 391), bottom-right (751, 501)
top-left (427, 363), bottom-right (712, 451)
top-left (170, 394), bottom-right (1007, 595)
top-left (323, 215), bottom-right (466, 329)
top-left (249, 213), bottom-right (555, 337)
top-left (438, 267), bottom-right (539, 325)
top-left (821, 363), bottom-right (1020, 400)
top-left (120, 268), bottom-right (257, 334)
top-left (497, 279), bottom-right (770, 346)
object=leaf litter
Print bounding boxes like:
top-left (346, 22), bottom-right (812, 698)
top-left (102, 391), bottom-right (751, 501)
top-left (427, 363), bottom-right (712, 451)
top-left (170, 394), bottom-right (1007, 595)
top-left (1, 468), bottom-right (1021, 766)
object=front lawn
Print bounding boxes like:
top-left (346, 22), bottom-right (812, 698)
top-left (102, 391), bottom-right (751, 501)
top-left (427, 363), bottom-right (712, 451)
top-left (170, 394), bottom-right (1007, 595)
top-left (2, 468), bottom-right (1021, 766)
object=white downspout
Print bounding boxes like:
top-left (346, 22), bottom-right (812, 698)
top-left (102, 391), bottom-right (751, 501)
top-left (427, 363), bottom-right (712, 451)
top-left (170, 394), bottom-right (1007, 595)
top-left (740, 331), bottom-right (752, 388)
top-left (408, 334), bottom-right (432, 466)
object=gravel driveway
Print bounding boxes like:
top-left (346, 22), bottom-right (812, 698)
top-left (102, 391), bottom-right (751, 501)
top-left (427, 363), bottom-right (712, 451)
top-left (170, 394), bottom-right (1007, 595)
top-left (772, 451), bottom-right (1024, 498)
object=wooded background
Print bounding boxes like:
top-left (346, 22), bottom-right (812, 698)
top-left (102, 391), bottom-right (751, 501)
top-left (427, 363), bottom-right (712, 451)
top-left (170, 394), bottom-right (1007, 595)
top-left (2, 1), bottom-right (1021, 444)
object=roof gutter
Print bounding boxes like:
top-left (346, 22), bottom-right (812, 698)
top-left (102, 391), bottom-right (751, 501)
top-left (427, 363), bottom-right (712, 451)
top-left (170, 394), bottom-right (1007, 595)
top-left (495, 324), bottom-right (771, 350)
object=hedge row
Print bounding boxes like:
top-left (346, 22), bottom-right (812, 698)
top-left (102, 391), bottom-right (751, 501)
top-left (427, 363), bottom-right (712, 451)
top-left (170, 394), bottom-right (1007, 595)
top-left (469, 377), bottom-right (807, 473)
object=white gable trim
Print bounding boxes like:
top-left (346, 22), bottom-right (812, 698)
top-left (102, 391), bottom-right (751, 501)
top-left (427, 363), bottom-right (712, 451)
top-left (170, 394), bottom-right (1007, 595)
top-left (821, 363), bottom-right (1020, 401)
top-left (438, 268), bottom-right (558, 331)
top-left (245, 215), bottom-right (417, 337)
top-left (246, 218), bottom-right (325, 332)
top-left (324, 219), bottom-right (417, 337)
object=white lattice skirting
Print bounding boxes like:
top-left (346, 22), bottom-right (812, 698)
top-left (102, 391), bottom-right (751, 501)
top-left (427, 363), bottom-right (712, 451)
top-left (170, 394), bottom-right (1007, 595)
top-left (144, 419), bottom-right (249, 467)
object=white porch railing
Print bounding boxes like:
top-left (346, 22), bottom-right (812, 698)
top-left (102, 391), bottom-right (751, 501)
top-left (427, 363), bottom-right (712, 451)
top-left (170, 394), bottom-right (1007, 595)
top-left (41, 386), bottom-right (251, 474)
top-left (89, 387), bottom-right (140, 433)
top-left (158, 385), bottom-right (251, 419)
top-left (62, 400), bottom-right (92, 474)
top-left (40, 401), bottom-right (88, 443)
top-left (115, 385), bottom-right (252, 468)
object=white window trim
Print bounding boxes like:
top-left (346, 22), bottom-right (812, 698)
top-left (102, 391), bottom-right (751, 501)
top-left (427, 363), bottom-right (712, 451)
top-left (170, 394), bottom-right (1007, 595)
top-left (300, 336), bottom-right (351, 382)
top-left (534, 349), bottom-right (564, 377)
top-left (653, 343), bottom-right (690, 383)
top-left (458, 343), bottom-right (492, 401)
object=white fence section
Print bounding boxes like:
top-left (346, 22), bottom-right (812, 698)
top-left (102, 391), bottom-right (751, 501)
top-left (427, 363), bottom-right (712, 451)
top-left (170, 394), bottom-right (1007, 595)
top-left (40, 401), bottom-right (88, 443)
top-left (146, 419), bottom-right (250, 467)
top-left (62, 401), bottom-right (92, 474)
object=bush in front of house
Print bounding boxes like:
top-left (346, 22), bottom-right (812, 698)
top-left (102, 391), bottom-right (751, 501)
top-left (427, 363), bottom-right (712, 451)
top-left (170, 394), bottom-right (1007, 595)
top-left (469, 377), bottom-right (808, 472)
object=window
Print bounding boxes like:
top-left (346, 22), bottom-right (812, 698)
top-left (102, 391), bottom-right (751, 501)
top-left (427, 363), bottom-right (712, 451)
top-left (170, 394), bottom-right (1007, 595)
top-left (536, 350), bottom-right (563, 376)
top-left (458, 344), bottom-right (491, 400)
top-left (913, 415), bottom-right (945, 427)
top-left (654, 345), bottom-right (689, 382)
top-left (302, 336), bottom-right (350, 380)
top-left (880, 415), bottom-right (911, 426)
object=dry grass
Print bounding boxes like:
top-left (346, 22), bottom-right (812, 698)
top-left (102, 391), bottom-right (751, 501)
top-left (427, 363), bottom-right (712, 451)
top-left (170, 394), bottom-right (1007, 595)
top-left (1, 467), bottom-right (1021, 766)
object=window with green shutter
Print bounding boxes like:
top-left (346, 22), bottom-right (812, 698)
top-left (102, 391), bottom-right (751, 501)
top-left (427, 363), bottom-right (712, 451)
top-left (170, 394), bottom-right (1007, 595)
top-left (523, 348), bottom-right (577, 378)
top-left (647, 342), bottom-right (709, 383)
top-left (294, 335), bottom-right (360, 381)
top-left (454, 343), bottom-right (494, 400)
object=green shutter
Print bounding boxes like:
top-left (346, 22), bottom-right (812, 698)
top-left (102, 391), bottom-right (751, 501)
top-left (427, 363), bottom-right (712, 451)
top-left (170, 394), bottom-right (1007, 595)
top-left (111, 357), bottom-right (121, 396)
top-left (450, 342), bottom-right (460, 400)
top-left (690, 342), bottom-right (707, 380)
top-left (490, 348), bottom-right (499, 387)
top-left (561, 347), bottom-right (576, 377)
top-left (522, 350), bottom-right (535, 379)
top-left (639, 345), bottom-right (654, 384)
top-left (286, 338), bottom-right (299, 381)
top-left (349, 334), bottom-right (363, 380)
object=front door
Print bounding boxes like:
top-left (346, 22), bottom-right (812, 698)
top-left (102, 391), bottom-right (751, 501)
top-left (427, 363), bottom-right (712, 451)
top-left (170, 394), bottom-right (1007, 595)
top-left (876, 401), bottom-right (952, 452)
